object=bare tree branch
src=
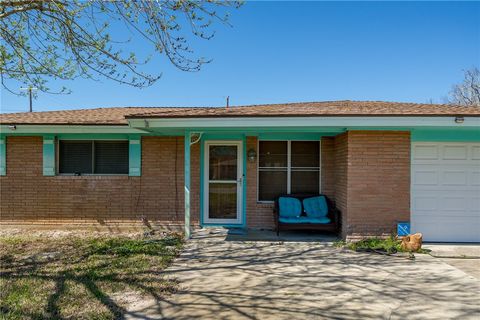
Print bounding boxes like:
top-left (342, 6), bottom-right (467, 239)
top-left (447, 67), bottom-right (480, 107)
top-left (0, 0), bottom-right (242, 95)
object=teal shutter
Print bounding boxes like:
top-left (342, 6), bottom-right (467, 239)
top-left (0, 137), bottom-right (6, 176)
top-left (43, 136), bottom-right (56, 176)
top-left (129, 137), bottom-right (141, 176)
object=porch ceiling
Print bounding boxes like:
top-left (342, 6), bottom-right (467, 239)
top-left (128, 116), bottom-right (480, 132)
top-left (1, 115), bottom-right (478, 138)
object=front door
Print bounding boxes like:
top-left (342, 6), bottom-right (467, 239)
top-left (204, 141), bottom-right (243, 225)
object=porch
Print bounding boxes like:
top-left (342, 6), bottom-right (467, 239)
top-left (130, 111), bottom-right (471, 239)
top-left (180, 131), bottom-right (345, 238)
top-left (151, 127), bottom-right (412, 240)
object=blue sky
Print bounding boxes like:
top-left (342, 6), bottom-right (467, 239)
top-left (1, 1), bottom-right (479, 113)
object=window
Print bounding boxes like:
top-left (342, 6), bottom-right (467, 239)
top-left (258, 141), bottom-right (287, 201)
top-left (258, 141), bottom-right (320, 201)
top-left (59, 140), bottom-right (129, 175)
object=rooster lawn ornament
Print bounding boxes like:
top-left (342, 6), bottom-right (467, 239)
top-left (401, 233), bottom-right (423, 259)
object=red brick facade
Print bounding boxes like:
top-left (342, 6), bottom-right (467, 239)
top-left (334, 133), bottom-right (349, 236)
top-left (0, 136), bottom-right (200, 229)
top-left (245, 137), bottom-right (275, 228)
top-left (334, 131), bottom-right (411, 240)
top-left (320, 137), bottom-right (336, 200)
top-left (0, 132), bottom-right (410, 239)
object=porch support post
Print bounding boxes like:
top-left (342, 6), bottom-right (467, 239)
top-left (184, 131), bottom-right (191, 239)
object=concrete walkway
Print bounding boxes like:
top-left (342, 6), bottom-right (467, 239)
top-left (423, 243), bottom-right (480, 280)
top-left (126, 230), bottom-right (480, 320)
top-left (423, 243), bottom-right (480, 258)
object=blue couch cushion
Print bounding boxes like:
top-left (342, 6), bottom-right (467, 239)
top-left (301, 216), bottom-right (331, 224)
top-left (279, 216), bottom-right (302, 223)
top-left (278, 197), bottom-right (302, 218)
top-left (303, 196), bottom-right (328, 218)
top-left (279, 216), bottom-right (331, 224)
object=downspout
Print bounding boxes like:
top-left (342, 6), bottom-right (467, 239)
top-left (184, 131), bottom-right (191, 239)
top-left (184, 132), bottom-right (203, 239)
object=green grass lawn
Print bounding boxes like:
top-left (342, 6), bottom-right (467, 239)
top-left (0, 232), bottom-right (183, 319)
top-left (334, 236), bottom-right (430, 255)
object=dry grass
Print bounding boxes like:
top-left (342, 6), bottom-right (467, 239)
top-left (0, 231), bottom-right (183, 319)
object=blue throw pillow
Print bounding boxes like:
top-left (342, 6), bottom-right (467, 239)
top-left (278, 197), bottom-right (302, 218)
top-left (303, 196), bottom-right (328, 218)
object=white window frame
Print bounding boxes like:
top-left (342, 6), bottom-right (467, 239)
top-left (257, 139), bottom-right (322, 203)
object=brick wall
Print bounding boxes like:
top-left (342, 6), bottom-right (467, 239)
top-left (339, 131), bottom-right (411, 240)
top-left (0, 136), bottom-right (200, 229)
top-left (333, 133), bottom-right (349, 238)
top-left (1, 133), bottom-right (410, 237)
top-left (321, 137), bottom-right (336, 200)
top-left (245, 137), bottom-right (275, 228)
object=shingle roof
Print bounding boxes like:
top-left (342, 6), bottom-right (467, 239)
top-left (0, 107), bottom-right (178, 125)
top-left (127, 101), bottom-right (480, 118)
top-left (1, 101), bottom-right (479, 125)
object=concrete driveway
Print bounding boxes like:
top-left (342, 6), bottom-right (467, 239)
top-left (423, 243), bottom-right (480, 280)
top-left (126, 230), bottom-right (480, 320)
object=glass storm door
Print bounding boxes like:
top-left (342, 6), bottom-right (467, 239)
top-left (204, 141), bottom-right (243, 224)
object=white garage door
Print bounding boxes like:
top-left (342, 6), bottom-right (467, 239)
top-left (411, 142), bottom-right (480, 242)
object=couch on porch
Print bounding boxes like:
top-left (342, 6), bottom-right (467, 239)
top-left (274, 194), bottom-right (341, 236)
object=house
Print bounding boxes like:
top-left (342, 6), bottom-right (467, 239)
top-left (1, 101), bottom-right (479, 242)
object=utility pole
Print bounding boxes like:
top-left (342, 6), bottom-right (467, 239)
top-left (20, 86), bottom-right (38, 112)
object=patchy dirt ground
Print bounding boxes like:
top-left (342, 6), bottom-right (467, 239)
top-left (0, 229), bottom-right (183, 320)
top-left (0, 227), bottom-right (160, 238)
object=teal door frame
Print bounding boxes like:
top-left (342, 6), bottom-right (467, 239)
top-left (200, 133), bottom-right (247, 228)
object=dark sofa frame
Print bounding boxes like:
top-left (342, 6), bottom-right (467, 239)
top-left (273, 194), bottom-right (341, 236)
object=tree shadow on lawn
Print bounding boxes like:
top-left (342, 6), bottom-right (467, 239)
top-left (3, 235), bottom-right (480, 320)
top-left (0, 234), bottom-right (182, 320)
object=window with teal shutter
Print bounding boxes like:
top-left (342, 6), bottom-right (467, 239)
top-left (58, 140), bottom-right (129, 175)
top-left (43, 136), bottom-right (56, 176)
top-left (129, 137), bottom-right (141, 176)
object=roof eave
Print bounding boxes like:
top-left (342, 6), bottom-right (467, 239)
top-left (0, 124), bottom-right (148, 135)
top-left (125, 113), bottom-right (480, 119)
top-left (127, 115), bottom-right (480, 130)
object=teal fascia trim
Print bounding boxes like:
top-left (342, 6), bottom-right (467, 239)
top-left (411, 129), bottom-right (480, 142)
top-left (0, 136), bottom-right (6, 176)
top-left (184, 131), bottom-right (191, 239)
top-left (130, 116), bottom-right (480, 130)
top-left (129, 136), bottom-right (141, 176)
top-left (170, 128), bottom-right (345, 134)
top-left (258, 133), bottom-right (325, 140)
top-left (57, 134), bottom-right (130, 140)
top-left (201, 133), bottom-right (246, 140)
top-left (43, 135), bottom-right (55, 176)
top-left (200, 135), bottom-right (247, 228)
